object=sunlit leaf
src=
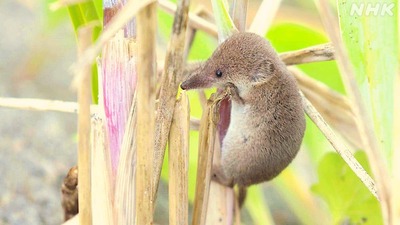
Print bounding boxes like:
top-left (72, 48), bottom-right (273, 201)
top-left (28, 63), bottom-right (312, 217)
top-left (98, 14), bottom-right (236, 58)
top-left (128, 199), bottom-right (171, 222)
top-left (338, 0), bottom-right (398, 166)
top-left (312, 151), bottom-right (382, 225)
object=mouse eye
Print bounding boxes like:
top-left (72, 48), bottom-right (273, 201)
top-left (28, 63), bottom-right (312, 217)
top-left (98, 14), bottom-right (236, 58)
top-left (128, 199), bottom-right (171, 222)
top-left (215, 69), bottom-right (223, 78)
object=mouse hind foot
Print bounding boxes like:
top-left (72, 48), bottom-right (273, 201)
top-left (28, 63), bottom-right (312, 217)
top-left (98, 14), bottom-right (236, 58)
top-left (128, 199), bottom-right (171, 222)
top-left (212, 165), bottom-right (234, 187)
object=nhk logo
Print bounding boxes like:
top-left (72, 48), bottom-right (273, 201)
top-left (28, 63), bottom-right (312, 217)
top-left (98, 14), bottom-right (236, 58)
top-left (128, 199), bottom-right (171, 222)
top-left (350, 3), bottom-right (395, 16)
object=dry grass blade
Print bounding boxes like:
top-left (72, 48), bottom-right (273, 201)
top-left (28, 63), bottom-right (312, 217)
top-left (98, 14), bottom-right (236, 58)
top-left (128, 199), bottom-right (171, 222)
top-left (301, 92), bottom-right (378, 200)
top-left (228, 0), bottom-right (248, 32)
top-left (316, 0), bottom-right (390, 221)
top-left (280, 43), bottom-right (334, 66)
top-left (115, 97), bottom-right (137, 225)
top-left (289, 67), bottom-right (362, 148)
top-left (205, 134), bottom-right (235, 225)
top-left (249, 0), bottom-right (282, 35)
top-left (152, 0), bottom-right (191, 202)
top-left (74, 0), bottom-right (156, 72)
top-left (90, 115), bottom-right (114, 225)
top-left (158, 0), bottom-right (218, 38)
top-left (169, 92), bottom-right (190, 225)
top-left (0, 97), bottom-right (97, 113)
top-left (75, 25), bottom-right (94, 225)
top-left (192, 93), bottom-right (225, 225)
top-left (135, 2), bottom-right (157, 224)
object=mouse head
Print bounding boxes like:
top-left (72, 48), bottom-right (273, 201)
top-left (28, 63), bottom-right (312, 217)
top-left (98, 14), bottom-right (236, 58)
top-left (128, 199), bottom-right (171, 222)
top-left (181, 32), bottom-right (282, 91)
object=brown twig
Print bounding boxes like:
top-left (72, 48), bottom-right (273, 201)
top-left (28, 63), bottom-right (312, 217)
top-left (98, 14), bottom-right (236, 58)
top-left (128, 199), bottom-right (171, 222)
top-left (281, 43), bottom-right (335, 65)
top-left (152, 0), bottom-right (191, 203)
top-left (135, 2), bottom-right (157, 224)
top-left (192, 93), bottom-right (225, 225)
top-left (169, 92), bottom-right (190, 225)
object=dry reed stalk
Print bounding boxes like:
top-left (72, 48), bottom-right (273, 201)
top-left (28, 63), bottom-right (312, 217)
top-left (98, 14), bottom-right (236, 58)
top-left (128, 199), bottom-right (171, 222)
top-left (101, 30), bottom-right (137, 174)
top-left (205, 135), bottom-right (234, 225)
top-left (316, 0), bottom-right (391, 221)
top-left (289, 67), bottom-right (362, 148)
top-left (75, 25), bottom-right (94, 225)
top-left (280, 43), bottom-right (335, 65)
top-left (301, 92), bottom-right (378, 199)
top-left (158, 0), bottom-right (218, 37)
top-left (152, 0), bottom-right (190, 202)
top-left (249, 0), bottom-right (282, 35)
top-left (192, 93), bottom-right (226, 225)
top-left (90, 115), bottom-right (114, 225)
top-left (0, 97), bottom-right (97, 113)
top-left (182, 43), bottom-right (335, 73)
top-left (168, 92), bottom-right (190, 225)
top-left (74, 0), bottom-right (156, 71)
top-left (228, 0), bottom-right (248, 32)
top-left (115, 96), bottom-right (137, 225)
top-left (135, 2), bottom-right (157, 224)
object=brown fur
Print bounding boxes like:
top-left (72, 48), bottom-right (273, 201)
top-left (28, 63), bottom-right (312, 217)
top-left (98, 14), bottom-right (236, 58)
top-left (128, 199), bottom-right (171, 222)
top-left (181, 32), bottom-right (305, 187)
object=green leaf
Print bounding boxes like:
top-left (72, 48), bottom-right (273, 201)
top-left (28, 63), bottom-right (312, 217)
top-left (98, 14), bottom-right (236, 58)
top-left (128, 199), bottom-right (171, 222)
top-left (338, 0), bottom-right (398, 166)
top-left (312, 151), bottom-right (382, 224)
top-left (211, 0), bottom-right (238, 42)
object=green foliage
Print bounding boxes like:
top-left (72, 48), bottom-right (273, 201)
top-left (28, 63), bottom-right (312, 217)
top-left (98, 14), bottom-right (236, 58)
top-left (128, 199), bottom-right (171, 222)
top-left (65, 0), bottom-right (102, 104)
top-left (338, 0), bottom-right (398, 166)
top-left (312, 151), bottom-right (382, 224)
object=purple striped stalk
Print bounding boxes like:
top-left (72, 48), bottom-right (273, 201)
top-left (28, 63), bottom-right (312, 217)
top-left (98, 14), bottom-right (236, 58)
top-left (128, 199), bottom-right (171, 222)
top-left (102, 1), bottom-right (137, 176)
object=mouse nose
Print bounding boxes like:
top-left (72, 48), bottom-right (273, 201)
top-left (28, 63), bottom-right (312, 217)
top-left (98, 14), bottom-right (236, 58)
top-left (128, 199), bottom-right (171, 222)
top-left (180, 81), bottom-right (189, 90)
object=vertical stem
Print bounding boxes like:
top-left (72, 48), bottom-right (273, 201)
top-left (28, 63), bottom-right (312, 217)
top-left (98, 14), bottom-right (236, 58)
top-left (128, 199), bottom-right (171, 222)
top-left (169, 92), bottom-right (190, 225)
top-left (136, 2), bottom-right (157, 224)
top-left (152, 0), bottom-right (190, 202)
top-left (76, 26), bottom-right (94, 225)
top-left (228, 0), bottom-right (248, 32)
top-left (192, 95), bottom-right (221, 225)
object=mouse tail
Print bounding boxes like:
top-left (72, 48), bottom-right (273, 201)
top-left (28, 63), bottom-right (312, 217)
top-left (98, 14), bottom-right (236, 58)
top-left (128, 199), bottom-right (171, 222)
top-left (237, 186), bottom-right (247, 208)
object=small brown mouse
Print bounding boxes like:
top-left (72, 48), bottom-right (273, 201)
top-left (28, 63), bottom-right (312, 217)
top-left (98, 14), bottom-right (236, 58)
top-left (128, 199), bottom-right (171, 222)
top-left (181, 32), bottom-right (305, 198)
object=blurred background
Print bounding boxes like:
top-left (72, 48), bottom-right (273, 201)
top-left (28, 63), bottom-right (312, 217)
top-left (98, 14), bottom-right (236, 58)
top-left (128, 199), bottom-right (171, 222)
top-left (0, 0), bottom-right (379, 224)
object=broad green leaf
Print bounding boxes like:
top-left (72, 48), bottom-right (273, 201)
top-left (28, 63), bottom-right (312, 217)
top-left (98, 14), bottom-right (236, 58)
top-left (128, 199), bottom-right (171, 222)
top-left (338, 1), bottom-right (398, 166)
top-left (312, 151), bottom-right (382, 224)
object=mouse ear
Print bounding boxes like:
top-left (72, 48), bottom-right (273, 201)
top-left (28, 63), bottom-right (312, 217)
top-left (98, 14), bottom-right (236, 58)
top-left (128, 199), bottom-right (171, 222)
top-left (251, 59), bottom-right (275, 83)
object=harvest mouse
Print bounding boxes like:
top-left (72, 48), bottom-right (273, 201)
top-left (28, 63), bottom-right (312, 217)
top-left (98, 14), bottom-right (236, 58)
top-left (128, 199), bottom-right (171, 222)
top-left (181, 32), bottom-right (305, 198)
